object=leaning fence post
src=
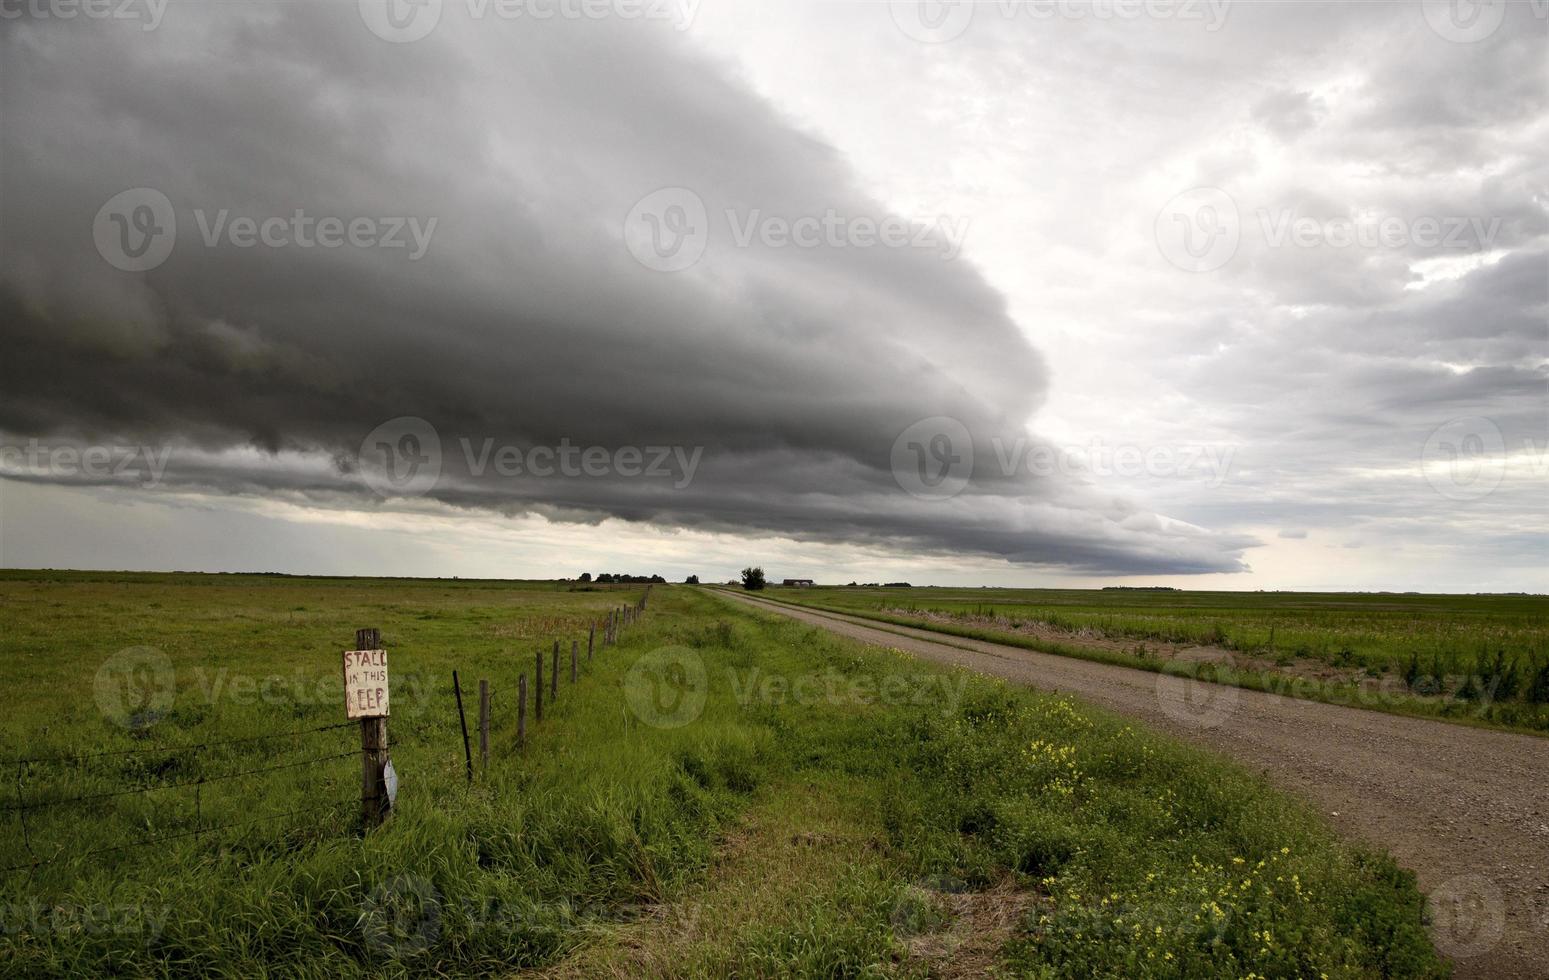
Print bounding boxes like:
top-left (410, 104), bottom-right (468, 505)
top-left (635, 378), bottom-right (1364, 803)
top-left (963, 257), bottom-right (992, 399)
top-left (478, 679), bottom-right (490, 770)
top-left (551, 641), bottom-right (560, 701)
top-left (517, 673), bottom-right (527, 747)
top-left (588, 623), bottom-right (595, 663)
top-left (571, 640), bottom-right (578, 683)
top-left (453, 670), bottom-right (473, 784)
top-left (353, 627), bottom-right (390, 830)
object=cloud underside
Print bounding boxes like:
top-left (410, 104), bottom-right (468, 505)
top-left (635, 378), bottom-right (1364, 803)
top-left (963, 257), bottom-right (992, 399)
top-left (0, 6), bottom-right (1255, 574)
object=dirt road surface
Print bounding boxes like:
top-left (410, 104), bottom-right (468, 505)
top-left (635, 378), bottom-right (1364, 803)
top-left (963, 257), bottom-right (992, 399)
top-left (718, 590), bottom-right (1549, 980)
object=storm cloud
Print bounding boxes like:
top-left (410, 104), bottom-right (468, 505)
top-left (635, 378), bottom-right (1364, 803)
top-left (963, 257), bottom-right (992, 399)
top-left (0, 2), bottom-right (1254, 574)
top-left (2, 1), bottom-right (1543, 586)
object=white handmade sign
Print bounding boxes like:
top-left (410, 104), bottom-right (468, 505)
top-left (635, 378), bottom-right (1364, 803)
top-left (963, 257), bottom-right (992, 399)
top-left (342, 648), bottom-right (390, 719)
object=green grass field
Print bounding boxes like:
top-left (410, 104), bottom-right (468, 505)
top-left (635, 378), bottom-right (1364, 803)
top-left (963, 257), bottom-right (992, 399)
top-left (0, 571), bottom-right (1444, 977)
top-left (760, 585), bottom-right (1549, 733)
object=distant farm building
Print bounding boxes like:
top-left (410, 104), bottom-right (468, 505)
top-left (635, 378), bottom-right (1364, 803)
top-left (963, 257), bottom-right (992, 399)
top-left (782, 578), bottom-right (815, 586)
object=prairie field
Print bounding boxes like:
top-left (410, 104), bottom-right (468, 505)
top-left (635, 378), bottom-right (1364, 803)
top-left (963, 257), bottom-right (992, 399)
top-left (763, 585), bottom-right (1549, 733)
top-left (0, 571), bottom-right (1446, 977)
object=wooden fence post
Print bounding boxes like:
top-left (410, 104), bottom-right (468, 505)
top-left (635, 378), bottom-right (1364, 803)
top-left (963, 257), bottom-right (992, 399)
top-left (535, 651), bottom-right (544, 722)
top-left (551, 641), bottom-right (559, 701)
top-left (478, 679), bottom-right (490, 770)
top-left (588, 623), bottom-right (595, 662)
top-left (517, 673), bottom-right (527, 747)
top-left (355, 627), bottom-right (389, 830)
top-left (571, 640), bottom-right (578, 683)
top-left (453, 670), bottom-right (473, 784)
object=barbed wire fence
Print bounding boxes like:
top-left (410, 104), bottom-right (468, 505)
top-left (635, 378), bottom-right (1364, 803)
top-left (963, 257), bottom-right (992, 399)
top-left (2, 722), bottom-right (359, 877)
top-left (1, 586), bottom-right (655, 878)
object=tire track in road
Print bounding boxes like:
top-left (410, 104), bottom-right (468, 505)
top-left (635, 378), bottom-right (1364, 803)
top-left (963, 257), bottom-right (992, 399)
top-left (716, 590), bottom-right (1549, 980)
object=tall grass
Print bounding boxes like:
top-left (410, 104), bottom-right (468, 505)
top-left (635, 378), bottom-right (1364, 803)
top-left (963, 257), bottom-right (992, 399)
top-left (0, 575), bottom-right (1444, 976)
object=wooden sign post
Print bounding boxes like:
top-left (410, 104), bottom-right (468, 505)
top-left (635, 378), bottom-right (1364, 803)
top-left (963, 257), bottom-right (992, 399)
top-left (346, 628), bottom-right (391, 830)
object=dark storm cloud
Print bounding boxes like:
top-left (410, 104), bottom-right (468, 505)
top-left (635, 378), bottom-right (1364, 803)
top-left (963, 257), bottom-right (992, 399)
top-left (0, 3), bottom-right (1249, 574)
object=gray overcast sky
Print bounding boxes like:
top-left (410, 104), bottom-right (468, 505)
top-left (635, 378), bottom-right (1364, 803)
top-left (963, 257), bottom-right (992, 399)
top-left (0, 0), bottom-right (1544, 590)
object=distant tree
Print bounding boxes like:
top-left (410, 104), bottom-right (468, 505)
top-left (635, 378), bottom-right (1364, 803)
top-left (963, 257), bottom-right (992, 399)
top-left (596, 573), bottom-right (614, 584)
top-left (686, 574), bottom-right (700, 585)
top-left (650, 574), bottom-right (666, 584)
top-left (578, 572), bottom-right (592, 583)
top-left (741, 566), bottom-right (766, 591)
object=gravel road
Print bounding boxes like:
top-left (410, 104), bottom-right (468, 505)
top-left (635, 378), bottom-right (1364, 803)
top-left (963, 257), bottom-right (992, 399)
top-left (719, 590), bottom-right (1549, 980)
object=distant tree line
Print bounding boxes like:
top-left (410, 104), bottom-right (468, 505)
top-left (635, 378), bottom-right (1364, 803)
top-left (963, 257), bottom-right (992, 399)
top-left (579, 572), bottom-right (667, 584)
